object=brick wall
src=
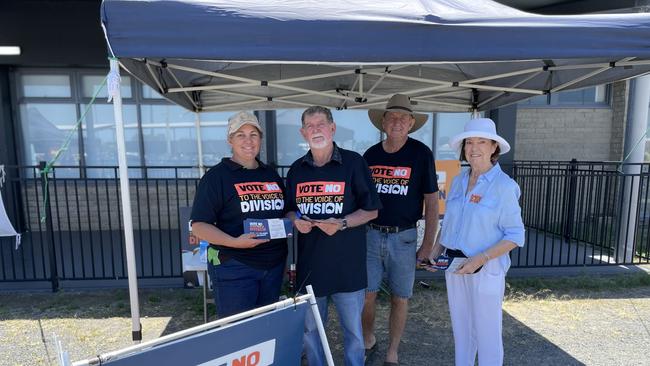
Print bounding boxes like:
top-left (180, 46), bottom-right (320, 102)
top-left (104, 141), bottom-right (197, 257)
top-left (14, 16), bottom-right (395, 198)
top-left (609, 80), bottom-right (629, 161)
top-left (515, 108), bottom-right (615, 161)
top-left (20, 180), bottom-right (198, 231)
top-left (515, 82), bottom-right (629, 161)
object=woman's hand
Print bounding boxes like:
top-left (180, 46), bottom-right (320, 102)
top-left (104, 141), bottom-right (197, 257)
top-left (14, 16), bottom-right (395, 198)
top-left (454, 255), bottom-right (487, 274)
top-left (232, 233), bottom-right (269, 248)
top-left (293, 217), bottom-right (314, 234)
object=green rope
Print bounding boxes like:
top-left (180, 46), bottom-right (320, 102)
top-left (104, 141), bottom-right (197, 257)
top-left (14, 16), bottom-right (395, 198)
top-left (40, 76), bottom-right (109, 223)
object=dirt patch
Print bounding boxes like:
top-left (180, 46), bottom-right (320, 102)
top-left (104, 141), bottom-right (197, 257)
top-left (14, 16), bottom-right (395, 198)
top-left (1, 278), bottom-right (649, 366)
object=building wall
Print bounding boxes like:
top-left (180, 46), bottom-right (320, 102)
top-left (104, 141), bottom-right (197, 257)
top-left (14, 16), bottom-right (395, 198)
top-left (0, 1), bottom-right (106, 67)
top-left (609, 80), bottom-right (629, 161)
top-left (514, 81), bottom-right (630, 161)
top-left (515, 108), bottom-right (613, 161)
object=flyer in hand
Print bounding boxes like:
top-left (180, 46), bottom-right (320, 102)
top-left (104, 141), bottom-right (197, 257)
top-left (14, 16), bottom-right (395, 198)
top-left (244, 218), bottom-right (293, 239)
top-left (428, 255), bottom-right (465, 272)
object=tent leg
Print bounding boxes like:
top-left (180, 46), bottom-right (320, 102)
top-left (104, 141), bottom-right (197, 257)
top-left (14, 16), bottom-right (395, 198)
top-left (306, 285), bottom-right (334, 366)
top-left (109, 58), bottom-right (142, 342)
top-left (618, 75), bottom-right (650, 263)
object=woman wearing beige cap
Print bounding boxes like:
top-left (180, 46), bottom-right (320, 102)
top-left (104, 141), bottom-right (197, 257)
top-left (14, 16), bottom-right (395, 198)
top-left (426, 117), bottom-right (525, 365)
top-left (190, 111), bottom-right (288, 318)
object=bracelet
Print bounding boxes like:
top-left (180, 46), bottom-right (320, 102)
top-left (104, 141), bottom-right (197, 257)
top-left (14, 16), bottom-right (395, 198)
top-left (481, 251), bottom-right (490, 263)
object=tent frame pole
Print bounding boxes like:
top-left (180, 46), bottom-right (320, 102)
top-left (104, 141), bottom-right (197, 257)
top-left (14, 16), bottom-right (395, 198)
top-left (110, 58), bottom-right (142, 343)
top-left (134, 58), bottom-right (650, 112)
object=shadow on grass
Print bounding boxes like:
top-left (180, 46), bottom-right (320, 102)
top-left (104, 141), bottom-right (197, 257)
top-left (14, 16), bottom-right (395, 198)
top-left (331, 286), bottom-right (585, 366)
top-left (1, 272), bottom-right (648, 364)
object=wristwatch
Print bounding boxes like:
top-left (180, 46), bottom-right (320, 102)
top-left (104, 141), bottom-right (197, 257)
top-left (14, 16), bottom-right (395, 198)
top-left (339, 218), bottom-right (348, 231)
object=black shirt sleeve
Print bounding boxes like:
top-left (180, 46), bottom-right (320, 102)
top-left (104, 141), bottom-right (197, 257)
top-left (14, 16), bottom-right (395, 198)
top-left (422, 145), bottom-right (439, 194)
top-left (285, 165), bottom-right (298, 212)
top-left (351, 154), bottom-right (382, 211)
top-left (190, 169), bottom-right (223, 224)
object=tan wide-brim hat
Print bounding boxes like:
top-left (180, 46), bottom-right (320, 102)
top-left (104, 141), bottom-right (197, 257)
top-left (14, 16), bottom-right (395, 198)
top-left (368, 94), bottom-right (428, 133)
top-left (449, 117), bottom-right (511, 154)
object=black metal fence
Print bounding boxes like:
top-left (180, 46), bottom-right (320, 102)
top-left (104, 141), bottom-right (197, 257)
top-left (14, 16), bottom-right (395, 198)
top-left (508, 160), bottom-right (650, 267)
top-left (1, 164), bottom-right (200, 290)
top-left (1, 160), bottom-right (649, 290)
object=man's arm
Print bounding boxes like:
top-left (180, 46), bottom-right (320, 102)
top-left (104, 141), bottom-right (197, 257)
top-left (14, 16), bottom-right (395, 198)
top-left (416, 192), bottom-right (439, 261)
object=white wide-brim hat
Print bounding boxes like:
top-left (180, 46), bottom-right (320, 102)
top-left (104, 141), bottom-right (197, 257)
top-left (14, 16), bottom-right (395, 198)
top-left (368, 94), bottom-right (428, 133)
top-left (449, 118), bottom-right (511, 154)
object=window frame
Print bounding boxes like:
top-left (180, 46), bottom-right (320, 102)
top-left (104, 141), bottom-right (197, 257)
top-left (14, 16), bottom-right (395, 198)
top-left (518, 84), bottom-right (612, 109)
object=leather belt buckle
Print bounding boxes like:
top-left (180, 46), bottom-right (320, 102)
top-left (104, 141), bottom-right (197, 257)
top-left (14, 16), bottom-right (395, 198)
top-left (370, 223), bottom-right (408, 234)
top-left (383, 226), bottom-right (399, 234)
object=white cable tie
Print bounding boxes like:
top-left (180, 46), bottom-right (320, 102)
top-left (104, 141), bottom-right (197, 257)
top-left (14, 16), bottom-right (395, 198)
top-left (107, 63), bottom-right (121, 103)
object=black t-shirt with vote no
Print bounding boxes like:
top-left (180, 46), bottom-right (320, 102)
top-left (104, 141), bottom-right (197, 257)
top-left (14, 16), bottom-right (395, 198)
top-left (286, 145), bottom-right (381, 297)
top-left (363, 137), bottom-right (438, 227)
top-left (190, 158), bottom-right (287, 270)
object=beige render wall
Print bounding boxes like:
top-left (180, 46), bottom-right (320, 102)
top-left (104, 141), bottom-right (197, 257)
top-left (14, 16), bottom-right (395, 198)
top-left (514, 81), bottom-right (628, 161)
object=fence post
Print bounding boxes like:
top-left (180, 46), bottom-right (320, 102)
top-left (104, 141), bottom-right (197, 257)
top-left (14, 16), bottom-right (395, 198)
top-left (39, 161), bottom-right (59, 292)
top-left (563, 158), bottom-right (578, 241)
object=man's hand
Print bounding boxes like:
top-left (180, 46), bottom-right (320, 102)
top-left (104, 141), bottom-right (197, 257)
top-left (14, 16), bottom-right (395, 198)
top-left (294, 217), bottom-right (314, 234)
top-left (416, 244), bottom-right (434, 263)
top-left (232, 233), bottom-right (269, 248)
top-left (313, 218), bottom-right (342, 236)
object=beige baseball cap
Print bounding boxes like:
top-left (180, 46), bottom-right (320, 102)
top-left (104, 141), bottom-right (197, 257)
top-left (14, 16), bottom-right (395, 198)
top-left (227, 111), bottom-right (264, 137)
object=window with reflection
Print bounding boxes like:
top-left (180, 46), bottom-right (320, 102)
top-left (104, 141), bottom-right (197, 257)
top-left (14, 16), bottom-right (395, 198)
top-left (82, 75), bottom-right (132, 99)
top-left (141, 104), bottom-right (198, 167)
top-left (519, 85), bottom-right (609, 107)
top-left (20, 103), bottom-right (80, 177)
top-left (198, 111), bottom-right (231, 167)
top-left (142, 84), bottom-right (166, 99)
top-left (17, 71), bottom-right (480, 176)
top-left (435, 113), bottom-right (474, 161)
top-left (82, 104), bottom-right (140, 177)
top-left (276, 109), bottom-right (381, 166)
top-left (408, 112), bottom-right (434, 149)
top-left (21, 74), bottom-right (71, 98)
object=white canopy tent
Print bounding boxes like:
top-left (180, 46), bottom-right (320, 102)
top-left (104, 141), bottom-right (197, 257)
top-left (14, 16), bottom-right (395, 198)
top-left (100, 0), bottom-right (650, 340)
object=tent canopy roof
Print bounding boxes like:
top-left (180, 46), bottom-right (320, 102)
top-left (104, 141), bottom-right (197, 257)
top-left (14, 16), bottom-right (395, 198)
top-left (101, 0), bottom-right (650, 112)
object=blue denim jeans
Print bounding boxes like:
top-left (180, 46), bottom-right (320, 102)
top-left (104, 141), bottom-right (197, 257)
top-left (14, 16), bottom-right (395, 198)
top-left (366, 227), bottom-right (418, 298)
top-left (207, 257), bottom-right (285, 318)
top-left (303, 289), bottom-right (365, 366)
